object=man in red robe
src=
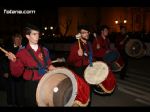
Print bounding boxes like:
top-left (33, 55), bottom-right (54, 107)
top-left (67, 25), bottom-right (93, 106)
top-left (92, 25), bottom-right (111, 61)
top-left (67, 25), bottom-right (93, 78)
top-left (115, 26), bottom-right (129, 80)
top-left (6, 24), bottom-right (55, 106)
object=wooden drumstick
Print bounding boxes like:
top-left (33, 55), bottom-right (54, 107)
top-left (78, 39), bottom-right (81, 50)
top-left (75, 33), bottom-right (82, 50)
top-left (93, 33), bottom-right (100, 49)
top-left (0, 46), bottom-right (16, 60)
top-left (0, 46), bottom-right (9, 54)
top-left (51, 58), bottom-right (65, 64)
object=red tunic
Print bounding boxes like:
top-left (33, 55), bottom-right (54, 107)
top-left (92, 36), bottom-right (110, 59)
top-left (67, 41), bottom-right (92, 67)
top-left (10, 44), bottom-right (52, 81)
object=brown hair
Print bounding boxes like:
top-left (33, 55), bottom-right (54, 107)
top-left (23, 24), bottom-right (40, 36)
top-left (12, 33), bottom-right (22, 40)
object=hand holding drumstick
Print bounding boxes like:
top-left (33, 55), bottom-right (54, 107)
top-left (75, 33), bottom-right (83, 56)
top-left (93, 33), bottom-right (100, 50)
top-left (0, 47), bottom-right (16, 62)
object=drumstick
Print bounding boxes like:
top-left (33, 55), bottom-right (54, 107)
top-left (0, 46), bottom-right (9, 54)
top-left (78, 39), bottom-right (81, 50)
top-left (93, 33), bottom-right (100, 49)
top-left (51, 58), bottom-right (65, 64)
top-left (75, 33), bottom-right (82, 50)
top-left (0, 46), bottom-right (16, 60)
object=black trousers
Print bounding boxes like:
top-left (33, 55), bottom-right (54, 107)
top-left (24, 80), bottom-right (39, 106)
top-left (6, 76), bottom-right (25, 106)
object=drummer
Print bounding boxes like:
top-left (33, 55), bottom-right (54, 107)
top-left (67, 24), bottom-right (94, 106)
top-left (115, 26), bottom-right (129, 80)
top-left (6, 24), bottom-right (56, 106)
top-left (92, 25), bottom-right (111, 61)
top-left (67, 25), bottom-right (94, 79)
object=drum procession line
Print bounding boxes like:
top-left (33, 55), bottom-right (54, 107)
top-left (118, 87), bottom-right (150, 106)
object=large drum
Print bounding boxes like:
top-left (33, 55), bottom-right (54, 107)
top-left (125, 39), bottom-right (146, 58)
top-left (36, 67), bottom-right (90, 107)
top-left (103, 51), bottom-right (124, 72)
top-left (84, 61), bottom-right (116, 94)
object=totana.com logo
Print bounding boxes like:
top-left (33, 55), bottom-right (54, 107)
top-left (4, 9), bottom-right (36, 14)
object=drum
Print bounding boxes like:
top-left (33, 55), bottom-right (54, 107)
top-left (125, 39), bottom-right (146, 58)
top-left (36, 67), bottom-right (90, 107)
top-left (103, 50), bottom-right (119, 63)
top-left (84, 61), bottom-right (116, 94)
top-left (103, 51), bottom-right (124, 72)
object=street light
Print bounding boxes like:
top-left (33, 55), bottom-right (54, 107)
top-left (115, 20), bottom-right (119, 24)
top-left (50, 26), bottom-right (53, 30)
top-left (123, 20), bottom-right (127, 24)
top-left (44, 27), bottom-right (47, 30)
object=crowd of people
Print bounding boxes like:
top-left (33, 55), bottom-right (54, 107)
top-left (0, 24), bottom-right (130, 107)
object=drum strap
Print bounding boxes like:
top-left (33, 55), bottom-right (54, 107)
top-left (87, 42), bottom-right (93, 67)
top-left (26, 46), bottom-right (48, 76)
top-left (81, 41), bottom-right (93, 67)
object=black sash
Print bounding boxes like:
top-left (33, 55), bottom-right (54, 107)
top-left (26, 46), bottom-right (48, 76)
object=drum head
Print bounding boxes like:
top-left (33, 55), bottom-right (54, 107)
top-left (125, 39), bottom-right (145, 58)
top-left (84, 61), bottom-right (109, 85)
top-left (36, 67), bottom-right (77, 107)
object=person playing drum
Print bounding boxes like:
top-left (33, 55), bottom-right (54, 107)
top-left (92, 25), bottom-right (110, 61)
top-left (6, 24), bottom-right (56, 106)
top-left (67, 25), bottom-right (94, 78)
top-left (115, 26), bottom-right (129, 80)
top-left (92, 25), bottom-right (124, 73)
top-left (67, 25), bottom-right (94, 106)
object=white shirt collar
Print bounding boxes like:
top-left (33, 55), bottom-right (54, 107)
top-left (30, 44), bottom-right (38, 51)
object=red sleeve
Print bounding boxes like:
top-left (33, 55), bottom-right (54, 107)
top-left (9, 52), bottom-right (24, 77)
top-left (92, 38), bottom-right (107, 58)
top-left (67, 43), bottom-right (83, 64)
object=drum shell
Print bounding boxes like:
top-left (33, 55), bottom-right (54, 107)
top-left (103, 50), bottom-right (119, 63)
top-left (84, 61), bottom-right (116, 94)
top-left (100, 70), bottom-right (116, 92)
top-left (103, 50), bottom-right (124, 72)
top-left (36, 67), bottom-right (90, 107)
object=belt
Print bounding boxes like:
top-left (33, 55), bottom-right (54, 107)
top-left (24, 66), bottom-right (39, 70)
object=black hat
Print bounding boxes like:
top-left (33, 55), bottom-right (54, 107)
top-left (78, 25), bottom-right (90, 32)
